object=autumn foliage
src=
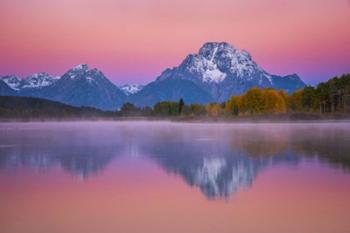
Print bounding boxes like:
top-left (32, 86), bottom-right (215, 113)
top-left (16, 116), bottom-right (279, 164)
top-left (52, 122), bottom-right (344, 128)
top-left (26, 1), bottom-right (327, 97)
top-left (225, 88), bottom-right (288, 115)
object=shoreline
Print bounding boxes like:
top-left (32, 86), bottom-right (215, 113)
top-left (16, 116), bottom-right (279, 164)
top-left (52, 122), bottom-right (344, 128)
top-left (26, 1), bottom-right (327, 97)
top-left (1, 113), bottom-right (350, 123)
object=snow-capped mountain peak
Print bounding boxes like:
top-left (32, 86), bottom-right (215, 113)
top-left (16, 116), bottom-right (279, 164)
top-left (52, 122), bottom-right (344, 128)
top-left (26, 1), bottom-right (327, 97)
top-left (177, 42), bottom-right (265, 84)
top-left (120, 84), bottom-right (144, 96)
top-left (152, 41), bottom-right (305, 103)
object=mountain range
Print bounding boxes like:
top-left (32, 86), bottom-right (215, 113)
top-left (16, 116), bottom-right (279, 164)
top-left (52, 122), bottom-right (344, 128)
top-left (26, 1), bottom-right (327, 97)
top-left (0, 42), bottom-right (306, 110)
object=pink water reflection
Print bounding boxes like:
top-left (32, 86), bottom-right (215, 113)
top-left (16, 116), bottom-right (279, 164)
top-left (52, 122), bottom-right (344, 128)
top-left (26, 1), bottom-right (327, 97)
top-left (1, 122), bottom-right (350, 233)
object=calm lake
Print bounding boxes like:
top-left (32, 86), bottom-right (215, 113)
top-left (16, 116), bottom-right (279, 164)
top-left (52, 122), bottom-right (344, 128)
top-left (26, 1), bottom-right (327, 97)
top-left (1, 121), bottom-right (350, 233)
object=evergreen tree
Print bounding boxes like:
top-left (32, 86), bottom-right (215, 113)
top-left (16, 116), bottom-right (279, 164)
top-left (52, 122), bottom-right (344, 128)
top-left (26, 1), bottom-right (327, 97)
top-left (178, 98), bottom-right (185, 114)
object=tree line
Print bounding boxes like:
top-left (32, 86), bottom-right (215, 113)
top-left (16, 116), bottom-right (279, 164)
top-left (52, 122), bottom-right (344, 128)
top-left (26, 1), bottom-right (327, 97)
top-left (227, 73), bottom-right (350, 116)
top-left (118, 73), bottom-right (350, 117)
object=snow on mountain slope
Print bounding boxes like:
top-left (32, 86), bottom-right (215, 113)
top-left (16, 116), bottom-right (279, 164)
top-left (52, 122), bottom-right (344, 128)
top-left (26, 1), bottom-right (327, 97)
top-left (1, 73), bottom-right (59, 90)
top-left (172, 42), bottom-right (266, 84)
top-left (1, 75), bottom-right (21, 90)
top-left (21, 72), bottom-right (60, 89)
top-left (198, 42), bottom-right (263, 81)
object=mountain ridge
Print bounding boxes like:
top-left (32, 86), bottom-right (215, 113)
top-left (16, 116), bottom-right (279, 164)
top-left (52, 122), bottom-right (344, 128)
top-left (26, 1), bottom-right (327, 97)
top-left (1, 64), bottom-right (126, 110)
top-left (1, 42), bottom-right (306, 109)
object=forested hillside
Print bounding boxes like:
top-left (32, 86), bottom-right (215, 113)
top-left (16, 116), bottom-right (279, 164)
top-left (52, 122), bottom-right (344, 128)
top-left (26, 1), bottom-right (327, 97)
top-left (0, 96), bottom-right (115, 119)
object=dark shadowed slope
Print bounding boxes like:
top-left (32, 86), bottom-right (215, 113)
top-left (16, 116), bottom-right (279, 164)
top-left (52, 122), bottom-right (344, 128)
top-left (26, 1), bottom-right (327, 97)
top-left (0, 96), bottom-right (113, 119)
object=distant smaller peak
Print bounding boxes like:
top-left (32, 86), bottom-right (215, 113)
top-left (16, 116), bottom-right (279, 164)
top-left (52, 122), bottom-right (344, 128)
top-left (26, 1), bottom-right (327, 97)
top-left (120, 84), bottom-right (144, 96)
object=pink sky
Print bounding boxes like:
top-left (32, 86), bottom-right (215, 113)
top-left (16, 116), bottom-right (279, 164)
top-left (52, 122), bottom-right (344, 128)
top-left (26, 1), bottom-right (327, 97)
top-left (0, 0), bottom-right (349, 85)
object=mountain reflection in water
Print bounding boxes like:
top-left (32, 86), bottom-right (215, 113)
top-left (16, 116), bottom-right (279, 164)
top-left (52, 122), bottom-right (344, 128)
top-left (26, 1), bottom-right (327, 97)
top-left (0, 122), bottom-right (349, 199)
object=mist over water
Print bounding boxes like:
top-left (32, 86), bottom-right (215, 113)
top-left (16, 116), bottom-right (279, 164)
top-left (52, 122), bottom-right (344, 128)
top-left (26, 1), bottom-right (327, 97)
top-left (1, 121), bottom-right (350, 233)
